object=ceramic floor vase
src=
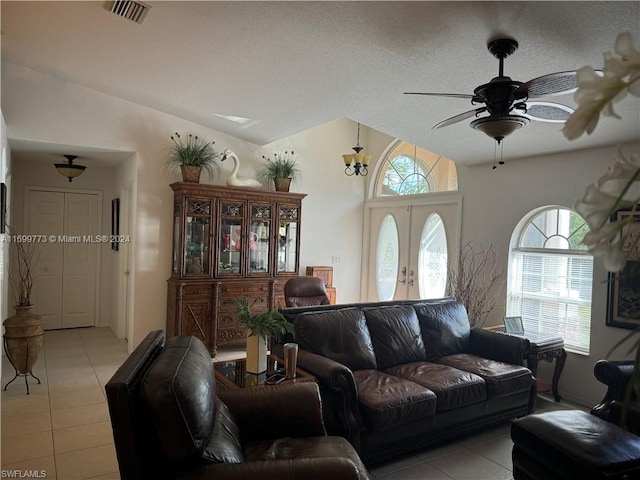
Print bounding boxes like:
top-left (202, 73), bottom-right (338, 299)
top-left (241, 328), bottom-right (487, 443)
top-left (3, 306), bottom-right (44, 375)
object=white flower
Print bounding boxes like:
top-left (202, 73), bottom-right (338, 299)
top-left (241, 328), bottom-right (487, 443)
top-left (574, 150), bottom-right (640, 272)
top-left (563, 32), bottom-right (640, 140)
top-left (582, 220), bottom-right (630, 272)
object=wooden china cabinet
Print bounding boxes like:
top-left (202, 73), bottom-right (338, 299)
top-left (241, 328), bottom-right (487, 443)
top-left (166, 182), bottom-right (306, 355)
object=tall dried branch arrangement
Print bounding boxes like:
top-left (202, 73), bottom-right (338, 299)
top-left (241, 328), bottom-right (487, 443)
top-left (8, 227), bottom-right (41, 307)
top-left (447, 242), bottom-right (504, 327)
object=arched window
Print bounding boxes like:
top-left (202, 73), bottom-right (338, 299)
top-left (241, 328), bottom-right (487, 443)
top-left (507, 207), bottom-right (593, 354)
top-left (375, 141), bottom-right (457, 197)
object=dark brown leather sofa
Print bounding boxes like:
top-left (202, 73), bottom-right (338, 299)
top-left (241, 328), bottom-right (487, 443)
top-left (511, 360), bottom-right (640, 480)
top-left (105, 330), bottom-right (371, 480)
top-left (280, 299), bottom-right (536, 465)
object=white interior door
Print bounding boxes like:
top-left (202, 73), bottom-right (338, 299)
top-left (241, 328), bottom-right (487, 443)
top-left (28, 189), bottom-right (99, 329)
top-left (63, 193), bottom-right (98, 328)
top-left (29, 191), bottom-right (64, 330)
top-left (366, 196), bottom-right (461, 301)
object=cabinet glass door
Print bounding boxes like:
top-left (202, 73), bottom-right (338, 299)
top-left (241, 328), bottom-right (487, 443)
top-left (249, 204), bottom-right (272, 274)
top-left (184, 200), bottom-right (212, 276)
top-left (219, 201), bottom-right (244, 275)
top-left (277, 206), bottom-right (300, 273)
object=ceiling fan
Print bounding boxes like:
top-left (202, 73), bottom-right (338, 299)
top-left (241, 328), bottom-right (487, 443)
top-left (405, 38), bottom-right (578, 144)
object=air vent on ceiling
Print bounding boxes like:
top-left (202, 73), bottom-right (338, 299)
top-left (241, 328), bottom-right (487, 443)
top-left (106, 0), bottom-right (150, 25)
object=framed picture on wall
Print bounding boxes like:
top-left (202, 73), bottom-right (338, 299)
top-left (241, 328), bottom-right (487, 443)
top-left (111, 198), bottom-right (120, 251)
top-left (606, 205), bottom-right (640, 329)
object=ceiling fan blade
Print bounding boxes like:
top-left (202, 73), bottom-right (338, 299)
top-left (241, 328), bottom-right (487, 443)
top-left (521, 101), bottom-right (574, 123)
top-left (404, 92), bottom-right (475, 100)
top-left (433, 107), bottom-right (487, 129)
top-left (517, 71), bottom-right (579, 98)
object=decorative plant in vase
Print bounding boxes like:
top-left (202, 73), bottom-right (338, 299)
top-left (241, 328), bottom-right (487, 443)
top-left (233, 297), bottom-right (294, 374)
top-left (446, 242), bottom-right (504, 328)
top-left (258, 151), bottom-right (301, 192)
top-left (562, 31), bottom-right (639, 423)
top-left (3, 228), bottom-right (45, 394)
top-left (166, 132), bottom-right (221, 183)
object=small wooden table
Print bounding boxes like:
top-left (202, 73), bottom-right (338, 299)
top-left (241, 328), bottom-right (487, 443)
top-left (214, 354), bottom-right (315, 390)
top-left (525, 336), bottom-right (567, 402)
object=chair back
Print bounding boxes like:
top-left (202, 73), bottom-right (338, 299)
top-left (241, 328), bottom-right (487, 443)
top-left (105, 330), bottom-right (166, 480)
top-left (285, 276), bottom-right (331, 307)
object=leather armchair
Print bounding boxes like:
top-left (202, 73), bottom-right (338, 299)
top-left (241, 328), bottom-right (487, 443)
top-left (284, 276), bottom-right (330, 307)
top-left (105, 330), bottom-right (370, 480)
top-left (511, 359), bottom-right (640, 480)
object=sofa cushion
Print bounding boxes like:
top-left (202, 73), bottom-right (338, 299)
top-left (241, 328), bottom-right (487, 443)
top-left (363, 305), bottom-right (426, 369)
top-left (386, 362), bottom-right (486, 412)
top-left (436, 353), bottom-right (532, 398)
top-left (141, 335), bottom-right (220, 463)
top-left (353, 369), bottom-right (437, 431)
top-left (414, 301), bottom-right (470, 360)
top-left (294, 308), bottom-right (377, 371)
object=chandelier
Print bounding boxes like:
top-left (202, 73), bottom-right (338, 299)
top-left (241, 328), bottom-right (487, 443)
top-left (342, 123), bottom-right (372, 176)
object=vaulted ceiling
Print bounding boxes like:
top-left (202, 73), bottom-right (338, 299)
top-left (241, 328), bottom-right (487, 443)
top-left (2, 1), bottom-right (639, 165)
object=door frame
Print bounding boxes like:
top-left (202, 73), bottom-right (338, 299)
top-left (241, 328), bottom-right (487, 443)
top-left (24, 185), bottom-right (103, 328)
top-left (117, 181), bottom-right (135, 348)
top-left (361, 192), bottom-right (462, 301)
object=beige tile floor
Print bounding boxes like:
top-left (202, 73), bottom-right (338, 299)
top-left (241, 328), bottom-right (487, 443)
top-left (0, 327), bottom-right (574, 480)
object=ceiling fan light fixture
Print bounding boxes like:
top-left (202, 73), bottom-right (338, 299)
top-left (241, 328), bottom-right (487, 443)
top-left (54, 155), bottom-right (87, 182)
top-left (470, 115), bottom-right (530, 142)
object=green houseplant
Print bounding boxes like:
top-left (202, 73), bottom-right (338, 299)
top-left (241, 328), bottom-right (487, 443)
top-left (233, 297), bottom-right (293, 374)
top-left (259, 151), bottom-right (301, 192)
top-left (166, 132), bottom-right (220, 183)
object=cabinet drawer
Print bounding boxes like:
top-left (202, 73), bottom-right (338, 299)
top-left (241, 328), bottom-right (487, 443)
top-left (220, 283), bottom-right (269, 296)
top-left (184, 284), bottom-right (213, 296)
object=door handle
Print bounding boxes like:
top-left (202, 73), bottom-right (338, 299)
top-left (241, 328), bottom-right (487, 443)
top-left (398, 266), bottom-right (407, 284)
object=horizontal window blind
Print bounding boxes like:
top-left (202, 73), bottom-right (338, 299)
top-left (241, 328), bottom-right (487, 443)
top-left (509, 251), bottom-right (593, 354)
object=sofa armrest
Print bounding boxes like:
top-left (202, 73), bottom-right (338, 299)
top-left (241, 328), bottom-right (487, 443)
top-left (296, 349), bottom-right (364, 449)
top-left (468, 328), bottom-right (530, 366)
top-left (174, 457), bottom-right (371, 480)
top-left (218, 382), bottom-right (326, 442)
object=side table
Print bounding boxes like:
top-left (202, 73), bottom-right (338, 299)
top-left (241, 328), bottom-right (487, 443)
top-left (214, 354), bottom-right (315, 391)
top-left (525, 336), bottom-right (567, 402)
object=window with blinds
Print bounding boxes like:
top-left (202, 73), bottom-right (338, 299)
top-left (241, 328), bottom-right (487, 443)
top-left (507, 207), bottom-right (593, 354)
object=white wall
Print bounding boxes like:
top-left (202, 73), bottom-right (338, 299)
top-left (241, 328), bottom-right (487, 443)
top-left (458, 142), bottom-right (640, 407)
top-left (2, 61), bottom-right (367, 350)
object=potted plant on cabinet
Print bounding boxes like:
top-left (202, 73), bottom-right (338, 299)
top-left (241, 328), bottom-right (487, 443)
top-left (259, 151), bottom-right (301, 192)
top-left (233, 297), bottom-right (294, 374)
top-left (166, 132), bottom-right (221, 183)
top-left (3, 229), bottom-right (44, 394)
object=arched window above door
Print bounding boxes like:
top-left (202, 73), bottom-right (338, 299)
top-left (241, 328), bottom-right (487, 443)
top-left (374, 141), bottom-right (458, 197)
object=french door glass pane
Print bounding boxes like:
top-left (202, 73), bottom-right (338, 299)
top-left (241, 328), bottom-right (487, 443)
top-left (376, 214), bottom-right (399, 301)
top-left (418, 213), bottom-right (447, 299)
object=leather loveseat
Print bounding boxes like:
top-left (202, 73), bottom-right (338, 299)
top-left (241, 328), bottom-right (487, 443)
top-left (105, 330), bottom-right (371, 480)
top-left (279, 298), bottom-right (536, 465)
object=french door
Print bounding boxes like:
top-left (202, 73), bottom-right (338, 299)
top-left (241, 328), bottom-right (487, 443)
top-left (365, 195), bottom-right (461, 301)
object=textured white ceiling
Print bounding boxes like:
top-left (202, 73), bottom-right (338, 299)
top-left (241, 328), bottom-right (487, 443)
top-left (2, 1), bottom-right (639, 165)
